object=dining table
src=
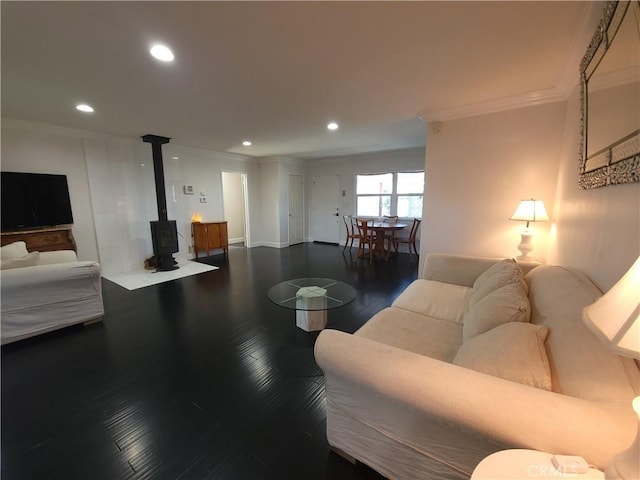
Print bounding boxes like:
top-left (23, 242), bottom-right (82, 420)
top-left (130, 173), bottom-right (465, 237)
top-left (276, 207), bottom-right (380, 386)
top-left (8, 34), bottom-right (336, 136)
top-left (369, 221), bottom-right (408, 260)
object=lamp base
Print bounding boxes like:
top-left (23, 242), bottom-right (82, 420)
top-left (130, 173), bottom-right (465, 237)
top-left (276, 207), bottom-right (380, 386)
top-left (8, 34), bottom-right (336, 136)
top-left (516, 229), bottom-right (533, 261)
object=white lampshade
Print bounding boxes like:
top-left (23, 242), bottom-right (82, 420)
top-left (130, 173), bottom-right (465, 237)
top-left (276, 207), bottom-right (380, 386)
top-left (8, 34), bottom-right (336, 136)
top-left (583, 256), bottom-right (640, 359)
top-left (510, 199), bottom-right (550, 227)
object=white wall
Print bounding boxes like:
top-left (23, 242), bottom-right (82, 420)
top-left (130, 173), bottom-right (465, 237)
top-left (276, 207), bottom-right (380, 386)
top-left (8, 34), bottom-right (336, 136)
top-left (549, 86), bottom-right (640, 291)
top-left (308, 147), bottom-right (426, 247)
top-left (421, 92), bottom-right (639, 291)
top-left (258, 160), bottom-right (281, 248)
top-left (257, 156), bottom-right (306, 248)
top-left (1, 120), bottom-right (100, 262)
top-left (165, 145), bottom-right (256, 254)
top-left (2, 120), bottom-right (258, 275)
top-left (422, 102), bottom-right (566, 263)
top-left (83, 139), bottom-right (156, 274)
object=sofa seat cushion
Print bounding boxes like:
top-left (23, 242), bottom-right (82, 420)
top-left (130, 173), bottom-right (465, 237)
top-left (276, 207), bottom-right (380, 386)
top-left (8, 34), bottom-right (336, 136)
top-left (527, 265), bottom-right (640, 403)
top-left (355, 307), bottom-right (462, 362)
top-left (462, 282), bottom-right (531, 341)
top-left (392, 279), bottom-right (471, 324)
top-left (39, 250), bottom-right (78, 265)
top-left (454, 322), bottom-right (552, 390)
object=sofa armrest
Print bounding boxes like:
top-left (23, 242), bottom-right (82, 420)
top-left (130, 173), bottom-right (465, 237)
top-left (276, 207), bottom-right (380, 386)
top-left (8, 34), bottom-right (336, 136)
top-left (422, 254), bottom-right (539, 286)
top-left (315, 329), bottom-right (635, 470)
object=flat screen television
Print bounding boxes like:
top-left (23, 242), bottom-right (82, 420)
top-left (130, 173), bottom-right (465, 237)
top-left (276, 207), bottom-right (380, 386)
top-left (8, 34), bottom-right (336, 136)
top-left (1, 172), bottom-right (74, 231)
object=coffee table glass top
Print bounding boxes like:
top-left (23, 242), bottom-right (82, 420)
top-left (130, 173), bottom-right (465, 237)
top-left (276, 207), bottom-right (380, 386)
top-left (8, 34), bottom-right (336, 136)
top-left (268, 278), bottom-right (356, 311)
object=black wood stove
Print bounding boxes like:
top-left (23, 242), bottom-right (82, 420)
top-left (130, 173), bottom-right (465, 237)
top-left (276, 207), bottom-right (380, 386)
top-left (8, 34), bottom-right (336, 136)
top-left (142, 134), bottom-right (179, 272)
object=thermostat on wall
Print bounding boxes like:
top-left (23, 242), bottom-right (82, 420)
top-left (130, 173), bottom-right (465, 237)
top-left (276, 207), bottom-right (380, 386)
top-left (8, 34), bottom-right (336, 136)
top-left (183, 185), bottom-right (194, 195)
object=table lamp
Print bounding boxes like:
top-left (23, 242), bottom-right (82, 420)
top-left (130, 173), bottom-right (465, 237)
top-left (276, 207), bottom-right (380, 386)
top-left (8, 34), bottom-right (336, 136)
top-left (509, 199), bottom-right (549, 260)
top-left (582, 255), bottom-right (640, 480)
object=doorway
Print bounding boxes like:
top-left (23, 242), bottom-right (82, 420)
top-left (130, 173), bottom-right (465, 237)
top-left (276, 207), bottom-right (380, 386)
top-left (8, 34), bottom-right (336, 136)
top-left (288, 174), bottom-right (304, 245)
top-left (311, 175), bottom-right (340, 244)
top-left (221, 172), bottom-right (250, 246)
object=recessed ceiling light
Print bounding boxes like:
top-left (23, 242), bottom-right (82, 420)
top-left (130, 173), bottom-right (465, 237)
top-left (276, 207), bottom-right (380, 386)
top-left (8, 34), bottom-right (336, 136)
top-left (150, 44), bottom-right (174, 62)
top-left (172, 156), bottom-right (179, 160)
top-left (242, 140), bottom-right (252, 146)
top-left (327, 122), bottom-right (339, 131)
top-left (76, 104), bottom-right (94, 113)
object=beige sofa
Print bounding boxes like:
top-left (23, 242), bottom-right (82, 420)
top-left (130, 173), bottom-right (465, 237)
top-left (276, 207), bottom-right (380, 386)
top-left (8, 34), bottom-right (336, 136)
top-left (1, 241), bottom-right (104, 344)
top-left (314, 254), bottom-right (639, 479)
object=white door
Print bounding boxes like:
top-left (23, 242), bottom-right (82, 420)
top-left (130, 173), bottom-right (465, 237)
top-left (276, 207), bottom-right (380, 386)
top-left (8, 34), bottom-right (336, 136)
top-left (311, 175), bottom-right (340, 243)
top-left (288, 174), bottom-right (304, 245)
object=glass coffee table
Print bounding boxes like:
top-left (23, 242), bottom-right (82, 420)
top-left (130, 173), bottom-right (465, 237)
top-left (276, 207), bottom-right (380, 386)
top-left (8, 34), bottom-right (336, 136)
top-left (268, 278), bottom-right (356, 331)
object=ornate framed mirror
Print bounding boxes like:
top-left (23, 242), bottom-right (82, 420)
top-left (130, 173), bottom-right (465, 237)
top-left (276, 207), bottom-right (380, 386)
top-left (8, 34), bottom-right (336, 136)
top-left (579, 0), bottom-right (640, 189)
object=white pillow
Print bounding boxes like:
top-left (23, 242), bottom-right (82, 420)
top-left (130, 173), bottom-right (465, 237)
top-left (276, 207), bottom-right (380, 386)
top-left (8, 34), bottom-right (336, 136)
top-left (463, 282), bottom-right (530, 341)
top-left (0, 251), bottom-right (40, 270)
top-left (0, 241), bottom-right (29, 260)
top-left (468, 258), bottom-right (528, 309)
top-left (453, 322), bottom-right (552, 391)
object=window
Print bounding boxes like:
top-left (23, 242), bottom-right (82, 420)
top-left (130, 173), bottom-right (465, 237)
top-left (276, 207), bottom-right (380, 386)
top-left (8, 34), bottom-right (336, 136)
top-left (397, 172), bottom-right (424, 218)
top-left (356, 173), bottom-right (392, 217)
top-left (356, 171), bottom-right (424, 218)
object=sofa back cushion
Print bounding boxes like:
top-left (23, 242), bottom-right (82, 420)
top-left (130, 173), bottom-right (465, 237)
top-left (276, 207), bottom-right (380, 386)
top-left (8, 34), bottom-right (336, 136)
top-left (391, 279), bottom-right (471, 325)
top-left (0, 251), bottom-right (40, 270)
top-left (454, 322), bottom-right (552, 390)
top-left (526, 265), bottom-right (639, 403)
top-left (0, 241), bottom-right (29, 260)
top-left (468, 258), bottom-right (528, 309)
top-left (462, 282), bottom-right (531, 341)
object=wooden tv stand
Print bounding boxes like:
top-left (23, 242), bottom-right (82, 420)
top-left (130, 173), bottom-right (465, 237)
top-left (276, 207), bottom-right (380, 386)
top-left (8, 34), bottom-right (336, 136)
top-left (1, 226), bottom-right (77, 253)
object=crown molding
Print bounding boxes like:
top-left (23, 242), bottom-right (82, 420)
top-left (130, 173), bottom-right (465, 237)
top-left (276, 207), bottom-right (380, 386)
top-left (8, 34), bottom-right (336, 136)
top-left (168, 143), bottom-right (252, 163)
top-left (1, 117), bottom-right (139, 145)
top-left (554, 2), bottom-right (602, 99)
top-left (258, 155), bottom-right (308, 166)
top-left (1, 117), bottom-right (252, 163)
top-left (419, 2), bottom-right (603, 123)
top-left (418, 87), bottom-right (568, 123)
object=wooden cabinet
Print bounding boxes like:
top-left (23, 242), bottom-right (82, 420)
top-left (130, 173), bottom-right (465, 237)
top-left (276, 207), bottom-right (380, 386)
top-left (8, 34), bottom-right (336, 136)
top-left (192, 221), bottom-right (228, 259)
top-left (1, 226), bottom-right (77, 252)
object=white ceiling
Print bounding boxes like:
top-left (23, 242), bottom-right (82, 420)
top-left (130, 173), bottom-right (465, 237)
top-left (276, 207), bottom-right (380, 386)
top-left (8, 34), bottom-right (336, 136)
top-left (1, 1), bottom-right (596, 159)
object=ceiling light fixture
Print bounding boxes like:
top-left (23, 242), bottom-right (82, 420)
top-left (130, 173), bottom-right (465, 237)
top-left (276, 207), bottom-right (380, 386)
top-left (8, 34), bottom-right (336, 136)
top-left (150, 44), bottom-right (174, 62)
top-left (242, 141), bottom-right (252, 146)
top-left (75, 104), bottom-right (94, 113)
top-left (327, 122), bottom-right (339, 131)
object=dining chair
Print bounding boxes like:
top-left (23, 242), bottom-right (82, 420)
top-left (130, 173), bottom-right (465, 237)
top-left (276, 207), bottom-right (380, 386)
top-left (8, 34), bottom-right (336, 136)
top-left (393, 218), bottom-right (421, 258)
top-left (381, 215), bottom-right (399, 257)
top-left (342, 215), bottom-right (361, 253)
top-left (355, 218), bottom-right (380, 264)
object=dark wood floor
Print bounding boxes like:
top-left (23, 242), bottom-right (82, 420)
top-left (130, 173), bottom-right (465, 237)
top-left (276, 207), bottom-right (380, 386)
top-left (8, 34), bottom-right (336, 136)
top-left (1, 243), bottom-right (418, 480)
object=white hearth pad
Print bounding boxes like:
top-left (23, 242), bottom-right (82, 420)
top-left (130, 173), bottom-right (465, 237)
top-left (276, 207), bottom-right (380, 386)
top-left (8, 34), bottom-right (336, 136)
top-left (103, 261), bottom-right (219, 290)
